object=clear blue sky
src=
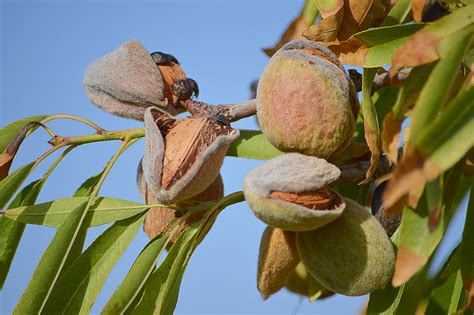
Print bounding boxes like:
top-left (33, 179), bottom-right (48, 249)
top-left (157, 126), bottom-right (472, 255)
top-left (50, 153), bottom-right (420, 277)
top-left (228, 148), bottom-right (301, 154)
top-left (0, 1), bottom-right (467, 314)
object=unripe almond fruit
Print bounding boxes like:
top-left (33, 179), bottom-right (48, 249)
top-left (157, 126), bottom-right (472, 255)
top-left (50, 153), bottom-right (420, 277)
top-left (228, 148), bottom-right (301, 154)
top-left (257, 226), bottom-right (300, 299)
top-left (257, 39), bottom-right (359, 159)
top-left (244, 153), bottom-right (345, 231)
top-left (296, 198), bottom-right (395, 296)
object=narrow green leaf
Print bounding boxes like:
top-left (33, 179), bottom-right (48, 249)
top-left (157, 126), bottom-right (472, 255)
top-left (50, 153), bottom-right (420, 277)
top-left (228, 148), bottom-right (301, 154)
top-left (460, 179), bottom-right (474, 309)
top-left (381, 0), bottom-right (411, 26)
top-left (103, 232), bottom-right (171, 313)
top-left (132, 223), bottom-right (201, 315)
top-left (3, 197), bottom-right (149, 227)
top-left (367, 284), bottom-right (405, 314)
top-left (426, 270), bottom-right (464, 314)
top-left (226, 129), bottom-right (282, 160)
top-left (42, 213), bottom-right (145, 314)
top-left (0, 179), bottom-right (45, 288)
top-left (0, 162), bottom-right (35, 209)
top-left (14, 201), bottom-right (89, 313)
top-left (391, 64), bottom-right (435, 118)
top-left (410, 29), bottom-right (472, 144)
top-left (74, 173), bottom-right (103, 197)
top-left (393, 160), bottom-right (467, 286)
top-left (360, 68), bottom-right (380, 183)
top-left (0, 116), bottom-right (48, 153)
top-left (331, 24), bottom-right (425, 67)
top-left (416, 88), bottom-right (474, 175)
top-left (66, 172), bottom-right (106, 270)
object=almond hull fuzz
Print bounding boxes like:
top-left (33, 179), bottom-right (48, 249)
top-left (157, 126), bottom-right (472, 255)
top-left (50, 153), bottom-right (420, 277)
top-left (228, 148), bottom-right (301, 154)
top-left (244, 153), bottom-right (345, 231)
top-left (143, 107), bottom-right (239, 203)
top-left (296, 198), bottom-right (395, 296)
top-left (257, 39), bottom-right (358, 159)
top-left (257, 227), bottom-right (300, 299)
top-left (83, 40), bottom-right (184, 120)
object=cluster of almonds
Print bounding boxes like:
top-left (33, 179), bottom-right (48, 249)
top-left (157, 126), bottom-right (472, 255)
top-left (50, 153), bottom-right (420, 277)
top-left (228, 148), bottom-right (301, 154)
top-left (82, 39), bottom-right (395, 300)
top-left (83, 40), bottom-right (239, 245)
top-left (244, 40), bottom-right (395, 299)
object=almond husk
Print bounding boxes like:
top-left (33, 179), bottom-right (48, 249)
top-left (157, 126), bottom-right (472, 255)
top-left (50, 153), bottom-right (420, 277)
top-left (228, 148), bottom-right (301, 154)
top-left (142, 174), bottom-right (224, 249)
top-left (83, 40), bottom-right (184, 120)
top-left (143, 107), bottom-right (239, 203)
top-left (244, 153), bottom-right (345, 231)
top-left (258, 226), bottom-right (300, 299)
top-left (161, 116), bottom-right (234, 190)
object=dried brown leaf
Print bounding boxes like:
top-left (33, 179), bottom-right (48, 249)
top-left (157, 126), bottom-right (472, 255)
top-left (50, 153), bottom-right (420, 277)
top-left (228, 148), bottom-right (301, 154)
top-left (390, 29), bottom-right (440, 77)
top-left (464, 277), bottom-right (474, 311)
top-left (392, 246), bottom-right (428, 287)
top-left (381, 112), bottom-right (403, 164)
top-left (305, 0), bottom-right (386, 43)
top-left (0, 123), bottom-right (33, 180)
top-left (411, 0), bottom-right (426, 23)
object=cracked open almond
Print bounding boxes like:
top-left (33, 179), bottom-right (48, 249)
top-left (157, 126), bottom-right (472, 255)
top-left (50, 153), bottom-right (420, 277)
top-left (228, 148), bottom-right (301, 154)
top-left (142, 107), bottom-right (239, 203)
top-left (244, 153), bottom-right (345, 231)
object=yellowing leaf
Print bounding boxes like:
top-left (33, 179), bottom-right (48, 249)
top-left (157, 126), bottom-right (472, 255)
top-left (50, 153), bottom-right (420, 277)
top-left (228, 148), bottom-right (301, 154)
top-left (390, 5), bottom-right (474, 76)
top-left (411, 0), bottom-right (425, 23)
top-left (305, 0), bottom-right (387, 43)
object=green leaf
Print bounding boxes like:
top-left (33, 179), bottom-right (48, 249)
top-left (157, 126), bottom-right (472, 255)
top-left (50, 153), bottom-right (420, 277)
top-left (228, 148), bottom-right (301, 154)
top-left (372, 87), bottom-right (399, 126)
top-left (74, 173), bottom-right (103, 197)
top-left (132, 223), bottom-right (201, 315)
top-left (14, 201), bottom-right (89, 313)
top-left (330, 24), bottom-right (425, 67)
top-left (416, 88), bottom-right (474, 177)
top-left (3, 196), bottom-right (149, 227)
top-left (391, 64), bottom-right (435, 119)
top-left (0, 116), bottom-right (48, 153)
top-left (226, 129), bottom-right (282, 160)
top-left (66, 172), bottom-right (106, 270)
top-left (392, 160), bottom-right (467, 286)
top-left (0, 179), bottom-right (45, 288)
top-left (360, 68), bottom-right (380, 184)
top-left (42, 213), bottom-right (145, 314)
top-left (391, 5), bottom-right (474, 72)
top-left (410, 29), bottom-right (473, 145)
top-left (103, 231), bottom-right (171, 313)
top-left (381, 0), bottom-right (411, 26)
top-left (0, 162), bottom-right (35, 209)
top-left (367, 284), bottom-right (405, 314)
top-left (460, 179), bottom-right (474, 308)
top-left (426, 270), bottom-right (465, 314)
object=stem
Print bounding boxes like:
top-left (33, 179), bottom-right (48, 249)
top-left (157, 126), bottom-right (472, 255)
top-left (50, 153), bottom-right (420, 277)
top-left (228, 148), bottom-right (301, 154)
top-left (48, 128), bottom-right (145, 146)
top-left (42, 114), bottom-right (105, 133)
top-left (184, 99), bottom-right (257, 122)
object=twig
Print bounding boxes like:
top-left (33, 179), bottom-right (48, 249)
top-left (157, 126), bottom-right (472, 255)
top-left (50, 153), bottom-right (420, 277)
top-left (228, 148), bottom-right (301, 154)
top-left (48, 128), bottom-right (145, 147)
top-left (183, 99), bottom-right (258, 122)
